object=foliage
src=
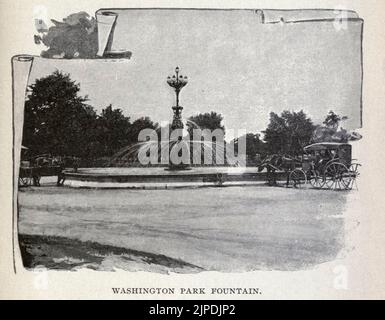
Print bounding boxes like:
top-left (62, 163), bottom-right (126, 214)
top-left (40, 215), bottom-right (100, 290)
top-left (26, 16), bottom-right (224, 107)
top-left (129, 117), bottom-right (158, 142)
top-left (263, 110), bottom-right (315, 156)
top-left (23, 70), bottom-right (96, 157)
top-left (187, 112), bottom-right (225, 131)
top-left (312, 111), bottom-right (359, 143)
top-left (323, 110), bottom-right (348, 130)
top-left (232, 133), bottom-right (267, 164)
top-left (244, 133), bottom-right (267, 158)
top-left (186, 111), bottom-right (225, 138)
top-left (90, 105), bottom-right (132, 157)
top-left (24, 72), bottom-right (361, 164)
top-left (22, 71), bottom-right (158, 160)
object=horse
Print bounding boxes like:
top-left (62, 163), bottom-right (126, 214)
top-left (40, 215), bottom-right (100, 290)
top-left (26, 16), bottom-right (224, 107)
top-left (257, 154), bottom-right (301, 185)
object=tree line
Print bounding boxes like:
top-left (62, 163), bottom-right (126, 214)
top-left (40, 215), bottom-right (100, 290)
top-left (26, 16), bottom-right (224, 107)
top-left (22, 71), bottom-right (349, 164)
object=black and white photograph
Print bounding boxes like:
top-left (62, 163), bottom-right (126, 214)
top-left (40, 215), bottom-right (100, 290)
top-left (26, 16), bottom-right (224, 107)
top-left (1, 0), bottom-right (385, 301)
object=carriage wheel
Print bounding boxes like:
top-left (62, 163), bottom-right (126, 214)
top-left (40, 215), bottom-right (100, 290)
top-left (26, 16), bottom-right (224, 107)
top-left (289, 169), bottom-right (307, 189)
top-left (347, 163), bottom-right (361, 189)
top-left (309, 170), bottom-right (324, 189)
top-left (324, 162), bottom-right (351, 190)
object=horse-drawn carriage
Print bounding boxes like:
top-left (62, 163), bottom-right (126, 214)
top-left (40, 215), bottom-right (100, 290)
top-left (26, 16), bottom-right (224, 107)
top-left (18, 155), bottom-right (62, 187)
top-left (287, 142), bottom-right (360, 190)
top-left (18, 154), bottom-right (79, 187)
top-left (259, 142), bottom-right (360, 190)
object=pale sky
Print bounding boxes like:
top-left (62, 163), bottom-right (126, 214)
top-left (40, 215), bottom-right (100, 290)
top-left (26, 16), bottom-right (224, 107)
top-left (28, 9), bottom-right (363, 135)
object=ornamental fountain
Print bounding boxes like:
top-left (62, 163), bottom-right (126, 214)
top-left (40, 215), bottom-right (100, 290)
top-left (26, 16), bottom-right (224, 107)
top-left (62, 67), bottom-right (277, 188)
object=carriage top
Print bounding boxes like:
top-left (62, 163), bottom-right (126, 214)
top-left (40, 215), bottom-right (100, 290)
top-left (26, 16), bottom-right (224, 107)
top-left (304, 142), bottom-right (351, 152)
top-left (303, 142), bottom-right (352, 167)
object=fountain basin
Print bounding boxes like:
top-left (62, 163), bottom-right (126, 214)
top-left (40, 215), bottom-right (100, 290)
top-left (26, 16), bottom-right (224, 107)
top-left (63, 167), bottom-right (287, 189)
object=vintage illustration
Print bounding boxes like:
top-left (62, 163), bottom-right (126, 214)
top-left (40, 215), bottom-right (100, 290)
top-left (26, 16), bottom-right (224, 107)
top-left (13, 8), bottom-right (363, 273)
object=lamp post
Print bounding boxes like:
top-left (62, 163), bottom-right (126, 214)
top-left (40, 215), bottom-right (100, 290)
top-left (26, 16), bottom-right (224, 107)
top-left (167, 66), bottom-right (188, 130)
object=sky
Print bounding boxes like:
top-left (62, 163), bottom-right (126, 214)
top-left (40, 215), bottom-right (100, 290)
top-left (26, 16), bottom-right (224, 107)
top-left (27, 9), bottom-right (363, 136)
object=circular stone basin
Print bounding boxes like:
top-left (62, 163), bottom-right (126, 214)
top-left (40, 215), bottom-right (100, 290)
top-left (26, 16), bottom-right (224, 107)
top-left (63, 167), bottom-right (286, 189)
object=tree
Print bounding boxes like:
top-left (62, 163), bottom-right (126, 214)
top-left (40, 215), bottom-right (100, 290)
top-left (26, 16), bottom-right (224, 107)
top-left (187, 112), bottom-right (225, 133)
top-left (263, 110), bottom-right (315, 155)
top-left (243, 133), bottom-right (266, 159)
top-left (23, 70), bottom-right (97, 158)
top-left (91, 104), bottom-right (132, 157)
top-left (129, 117), bottom-right (158, 143)
top-left (232, 133), bottom-right (267, 164)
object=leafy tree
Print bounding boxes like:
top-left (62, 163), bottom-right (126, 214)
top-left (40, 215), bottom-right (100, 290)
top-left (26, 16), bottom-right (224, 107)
top-left (91, 104), bottom-right (132, 157)
top-left (263, 110), bottom-right (315, 155)
top-left (232, 133), bottom-right (267, 164)
top-left (187, 112), bottom-right (225, 136)
top-left (23, 70), bottom-right (97, 158)
top-left (244, 133), bottom-right (266, 158)
top-left (129, 117), bottom-right (158, 143)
